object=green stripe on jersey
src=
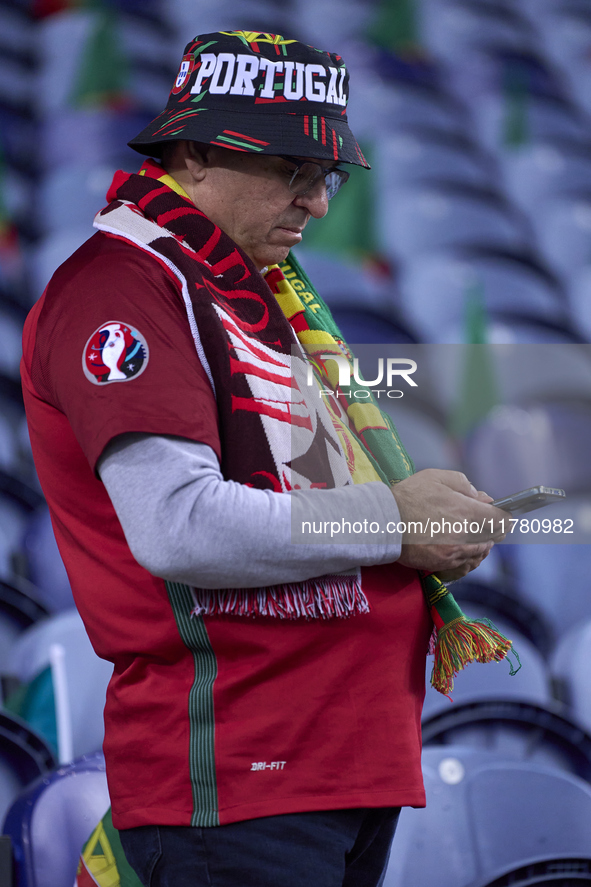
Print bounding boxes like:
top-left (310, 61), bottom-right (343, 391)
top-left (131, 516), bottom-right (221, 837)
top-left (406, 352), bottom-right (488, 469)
top-left (165, 581), bottom-right (219, 826)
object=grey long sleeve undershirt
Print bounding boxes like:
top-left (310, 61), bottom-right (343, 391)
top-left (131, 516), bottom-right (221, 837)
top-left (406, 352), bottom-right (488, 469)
top-left (97, 433), bottom-right (403, 589)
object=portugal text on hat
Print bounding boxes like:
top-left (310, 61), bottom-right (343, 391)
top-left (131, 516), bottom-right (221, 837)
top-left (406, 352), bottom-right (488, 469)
top-left (190, 54), bottom-right (348, 105)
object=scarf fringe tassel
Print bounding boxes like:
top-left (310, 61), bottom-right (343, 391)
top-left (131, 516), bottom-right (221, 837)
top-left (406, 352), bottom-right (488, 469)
top-left (429, 617), bottom-right (520, 698)
top-left (191, 579), bottom-right (370, 620)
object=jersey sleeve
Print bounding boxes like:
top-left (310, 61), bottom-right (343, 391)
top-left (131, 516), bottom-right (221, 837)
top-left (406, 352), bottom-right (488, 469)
top-left (25, 232), bottom-right (221, 471)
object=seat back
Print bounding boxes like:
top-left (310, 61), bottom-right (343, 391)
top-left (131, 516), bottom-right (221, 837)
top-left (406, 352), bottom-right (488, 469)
top-left (375, 129), bottom-right (494, 194)
top-left (501, 139), bottom-right (591, 215)
top-left (0, 577), bottom-right (48, 672)
top-left (22, 508), bottom-right (74, 613)
top-left (379, 182), bottom-right (532, 260)
top-left (2, 752), bottom-right (110, 887)
top-left (384, 745), bottom-right (591, 886)
top-left (0, 710), bottom-right (56, 831)
top-left (399, 248), bottom-right (565, 342)
top-left (551, 619), bottom-right (591, 734)
top-left (508, 537), bottom-right (591, 640)
top-left (463, 401), bottom-right (591, 501)
top-left (533, 191), bottom-right (591, 283)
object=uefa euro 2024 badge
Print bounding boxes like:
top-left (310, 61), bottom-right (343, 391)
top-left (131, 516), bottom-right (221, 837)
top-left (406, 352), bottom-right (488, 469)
top-left (83, 321), bottom-right (149, 385)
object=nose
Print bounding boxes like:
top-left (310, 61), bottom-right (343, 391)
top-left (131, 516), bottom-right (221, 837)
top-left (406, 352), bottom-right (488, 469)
top-left (292, 178), bottom-right (329, 219)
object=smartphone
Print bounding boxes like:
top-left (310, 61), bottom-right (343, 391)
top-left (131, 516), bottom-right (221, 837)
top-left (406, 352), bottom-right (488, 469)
top-left (492, 485), bottom-right (566, 515)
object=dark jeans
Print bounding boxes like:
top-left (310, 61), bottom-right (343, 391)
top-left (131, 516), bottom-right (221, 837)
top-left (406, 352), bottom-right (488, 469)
top-left (119, 807), bottom-right (400, 887)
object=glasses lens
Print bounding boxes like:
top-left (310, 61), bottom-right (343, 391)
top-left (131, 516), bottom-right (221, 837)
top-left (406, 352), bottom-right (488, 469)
top-left (288, 161), bottom-right (349, 199)
top-left (324, 170), bottom-right (348, 199)
top-left (289, 162), bottom-right (323, 196)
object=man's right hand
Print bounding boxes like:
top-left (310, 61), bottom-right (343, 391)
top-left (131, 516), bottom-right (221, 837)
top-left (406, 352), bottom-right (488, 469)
top-left (390, 468), bottom-right (507, 573)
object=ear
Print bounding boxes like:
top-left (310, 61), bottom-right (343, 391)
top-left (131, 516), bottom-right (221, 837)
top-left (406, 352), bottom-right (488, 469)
top-left (184, 140), bottom-right (210, 181)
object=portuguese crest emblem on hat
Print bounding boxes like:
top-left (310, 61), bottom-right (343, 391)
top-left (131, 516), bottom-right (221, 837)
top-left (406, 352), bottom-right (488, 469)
top-left (172, 53), bottom-right (197, 94)
top-left (83, 321), bottom-right (149, 385)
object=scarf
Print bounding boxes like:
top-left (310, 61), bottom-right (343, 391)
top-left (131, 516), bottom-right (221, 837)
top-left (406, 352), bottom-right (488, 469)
top-left (268, 254), bottom-right (519, 695)
top-left (94, 159), bottom-right (517, 696)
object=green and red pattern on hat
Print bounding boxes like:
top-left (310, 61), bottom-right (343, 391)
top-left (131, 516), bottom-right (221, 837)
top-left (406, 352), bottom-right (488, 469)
top-left (128, 30), bottom-right (370, 168)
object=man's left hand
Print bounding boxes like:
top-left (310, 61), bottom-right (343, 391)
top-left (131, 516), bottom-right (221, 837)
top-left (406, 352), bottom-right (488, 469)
top-left (435, 540), bottom-right (494, 583)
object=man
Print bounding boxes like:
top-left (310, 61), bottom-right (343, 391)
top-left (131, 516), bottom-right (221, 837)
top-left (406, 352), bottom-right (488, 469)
top-left (22, 31), bottom-right (505, 887)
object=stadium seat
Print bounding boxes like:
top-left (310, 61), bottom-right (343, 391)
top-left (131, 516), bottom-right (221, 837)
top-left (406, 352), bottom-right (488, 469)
top-left (471, 91), bottom-right (588, 156)
top-left (2, 751), bottom-right (110, 887)
top-left (551, 618), bottom-right (591, 735)
top-left (0, 5), bottom-right (30, 67)
top-left (383, 745), bottom-right (591, 886)
top-left (1, 163), bottom-right (35, 237)
top-left (0, 463), bottom-right (44, 578)
top-left (37, 11), bottom-right (110, 115)
top-left (0, 307), bottom-right (24, 379)
top-left (419, 333), bottom-right (586, 421)
top-left (36, 8), bottom-right (173, 116)
top-left (377, 182), bottom-right (533, 261)
top-left (462, 401), bottom-right (591, 500)
top-left (505, 538), bottom-right (591, 641)
top-left (22, 507), bottom-right (75, 614)
top-left (532, 191), bottom-right (591, 284)
top-left (291, 248), bottom-right (395, 314)
top-left (0, 104), bottom-right (37, 180)
top-left (520, 0), bottom-right (586, 20)
top-left (420, 0), bottom-right (536, 65)
top-left (296, 0), bottom-right (375, 47)
top-left (469, 313), bottom-right (583, 345)
top-left (379, 400), bottom-right (460, 472)
top-left (12, 413), bottom-right (41, 492)
top-left (434, 312), bottom-right (584, 344)
top-left (398, 247), bottom-right (566, 342)
top-left (39, 161), bottom-right (124, 236)
top-left (375, 128), bottom-right (496, 195)
top-left (5, 610), bottom-right (113, 761)
top-left (422, 692), bottom-right (591, 784)
top-left (328, 308), bottom-right (419, 345)
top-left (500, 138), bottom-right (591, 216)
top-left (164, 0), bottom-right (295, 46)
top-left (0, 412), bottom-right (17, 475)
top-left (88, 0), bottom-right (165, 21)
top-left (29, 228), bottom-right (96, 302)
top-left (0, 710), bottom-right (56, 835)
top-left (348, 76), bottom-right (469, 143)
top-left (447, 341), bottom-right (591, 409)
top-left (40, 107), bottom-right (154, 173)
top-left (0, 576), bottom-right (48, 673)
top-left (462, 47), bottom-right (576, 126)
top-left (535, 6), bottom-right (591, 116)
top-left (569, 265), bottom-right (591, 343)
top-left (446, 43), bottom-right (568, 129)
top-left (0, 494), bottom-right (31, 581)
top-left (0, 57), bottom-right (31, 119)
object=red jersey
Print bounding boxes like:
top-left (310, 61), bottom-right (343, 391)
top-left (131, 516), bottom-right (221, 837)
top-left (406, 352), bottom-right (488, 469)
top-left (21, 230), bottom-right (431, 829)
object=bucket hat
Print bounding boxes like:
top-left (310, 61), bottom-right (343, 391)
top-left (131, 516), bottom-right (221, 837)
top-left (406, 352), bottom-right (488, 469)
top-left (128, 30), bottom-right (369, 168)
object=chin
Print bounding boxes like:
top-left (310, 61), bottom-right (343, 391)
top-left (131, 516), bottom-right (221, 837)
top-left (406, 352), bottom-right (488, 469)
top-left (254, 246), bottom-right (291, 271)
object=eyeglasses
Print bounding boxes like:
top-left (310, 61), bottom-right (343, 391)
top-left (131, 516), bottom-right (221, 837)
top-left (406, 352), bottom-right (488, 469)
top-left (280, 155), bottom-right (350, 200)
